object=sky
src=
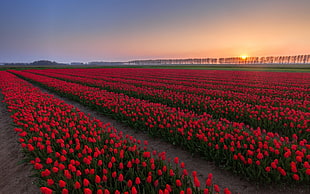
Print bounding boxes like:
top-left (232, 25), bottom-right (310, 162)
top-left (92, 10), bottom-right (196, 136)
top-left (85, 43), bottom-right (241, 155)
top-left (1, 0), bottom-right (310, 63)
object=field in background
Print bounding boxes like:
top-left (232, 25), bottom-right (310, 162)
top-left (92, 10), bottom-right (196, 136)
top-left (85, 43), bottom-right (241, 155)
top-left (1, 63), bottom-right (310, 72)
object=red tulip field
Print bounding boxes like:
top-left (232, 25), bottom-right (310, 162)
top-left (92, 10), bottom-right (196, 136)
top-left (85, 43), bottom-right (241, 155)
top-left (0, 68), bottom-right (309, 193)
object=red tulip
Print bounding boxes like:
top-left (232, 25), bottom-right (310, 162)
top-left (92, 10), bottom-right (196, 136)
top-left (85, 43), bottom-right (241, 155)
top-left (214, 184), bottom-right (220, 192)
top-left (131, 187), bottom-right (137, 194)
top-left (95, 175), bottom-right (101, 183)
top-left (46, 158), bottom-right (53, 164)
top-left (143, 151), bottom-right (151, 158)
top-left (40, 187), bottom-right (53, 194)
top-left (186, 188), bottom-right (192, 194)
top-left (145, 175), bottom-right (152, 183)
top-left (41, 169), bottom-right (51, 177)
top-left (84, 188), bottom-right (92, 194)
top-left (194, 177), bottom-right (200, 187)
top-left (59, 180), bottom-right (66, 188)
top-left (118, 174), bottom-right (124, 182)
top-left (176, 179), bottom-right (182, 187)
top-left (293, 174), bottom-right (300, 181)
top-left (256, 153), bottom-right (263, 160)
top-left (62, 188), bottom-right (69, 194)
top-left (47, 179), bottom-right (54, 186)
top-left (75, 181), bottom-right (81, 189)
top-left (306, 169), bottom-right (310, 176)
top-left (135, 177), bottom-right (141, 185)
top-left (83, 178), bottom-right (90, 187)
top-left (224, 188), bottom-right (231, 194)
top-left (34, 163), bottom-right (43, 170)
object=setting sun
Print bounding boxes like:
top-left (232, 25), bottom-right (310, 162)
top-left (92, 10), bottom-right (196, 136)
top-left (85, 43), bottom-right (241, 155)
top-left (241, 55), bottom-right (247, 60)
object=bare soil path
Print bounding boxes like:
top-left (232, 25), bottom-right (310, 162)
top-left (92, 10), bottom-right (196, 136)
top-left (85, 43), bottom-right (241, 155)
top-left (0, 94), bottom-right (39, 194)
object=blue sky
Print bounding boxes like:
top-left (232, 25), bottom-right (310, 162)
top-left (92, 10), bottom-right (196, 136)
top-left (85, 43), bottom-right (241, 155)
top-left (1, 0), bottom-right (309, 63)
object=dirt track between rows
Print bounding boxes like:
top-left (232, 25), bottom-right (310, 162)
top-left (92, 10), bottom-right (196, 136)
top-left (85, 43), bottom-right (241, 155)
top-left (0, 94), bottom-right (39, 194)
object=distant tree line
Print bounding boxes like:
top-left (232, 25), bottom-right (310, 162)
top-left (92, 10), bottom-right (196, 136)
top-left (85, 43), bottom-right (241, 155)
top-left (129, 54), bottom-right (310, 65)
top-left (4, 60), bottom-right (67, 66)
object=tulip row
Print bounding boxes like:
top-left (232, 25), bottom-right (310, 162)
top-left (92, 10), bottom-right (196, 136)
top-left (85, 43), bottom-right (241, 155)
top-left (11, 70), bottom-right (310, 184)
top-left (27, 68), bottom-right (310, 102)
top-left (0, 71), bottom-right (228, 193)
top-left (26, 69), bottom-right (309, 111)
top-left (24, 69), bottom-right (310, 139)
top-left (29, 68), bottom-right (309, 99)
top-left (32, 67), bottom-right (309, 87)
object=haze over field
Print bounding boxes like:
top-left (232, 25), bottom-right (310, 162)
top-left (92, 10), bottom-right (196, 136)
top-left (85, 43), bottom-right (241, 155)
top-left (1, 0), bottom-right (309, 63)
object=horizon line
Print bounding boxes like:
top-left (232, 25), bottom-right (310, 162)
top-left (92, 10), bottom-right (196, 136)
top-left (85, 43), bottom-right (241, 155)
top-left (1, 53), bottom-right (310, 64)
